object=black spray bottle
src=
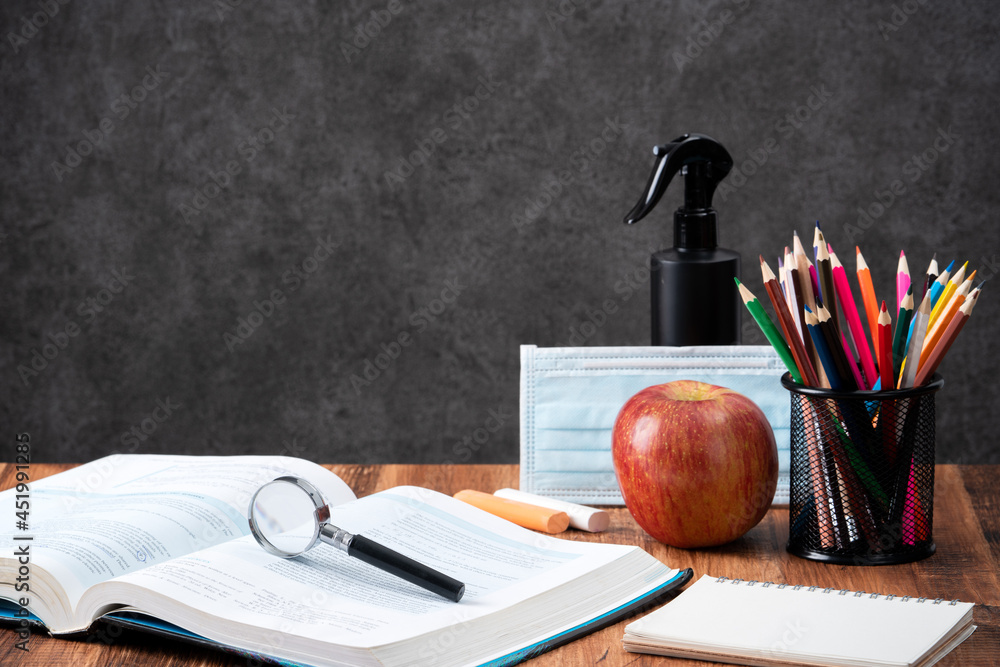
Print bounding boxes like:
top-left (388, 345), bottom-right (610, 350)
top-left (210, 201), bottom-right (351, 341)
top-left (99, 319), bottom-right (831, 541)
top-left (624, 133), bottom-right (741, 346)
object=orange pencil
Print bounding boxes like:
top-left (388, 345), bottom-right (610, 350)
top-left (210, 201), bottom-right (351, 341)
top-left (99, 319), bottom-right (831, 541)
top-left (761, 257), bottom-right (820, 386)
top-left (856, 247), bottom-right (882, 360)
top-left (915, 289), bottom-right (980, 386)
top-left (920, 274), bottom-right (973, 368)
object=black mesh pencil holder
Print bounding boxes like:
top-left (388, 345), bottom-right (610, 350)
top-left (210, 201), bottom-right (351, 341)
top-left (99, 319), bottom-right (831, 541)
top-left (781, 373), bottom-right (944, 565)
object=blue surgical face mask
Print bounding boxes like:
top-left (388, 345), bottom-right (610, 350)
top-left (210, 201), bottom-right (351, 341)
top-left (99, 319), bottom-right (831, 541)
top-left (520, 345), bottom-right (790, 506)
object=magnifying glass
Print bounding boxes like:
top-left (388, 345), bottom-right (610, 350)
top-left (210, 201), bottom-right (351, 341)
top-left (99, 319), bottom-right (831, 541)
top-left (248, 476), bottom-right (465, 602)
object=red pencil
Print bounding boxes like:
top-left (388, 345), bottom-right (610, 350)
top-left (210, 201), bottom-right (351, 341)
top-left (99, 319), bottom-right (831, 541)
top-left (877, 301), bottom-right (893, 391)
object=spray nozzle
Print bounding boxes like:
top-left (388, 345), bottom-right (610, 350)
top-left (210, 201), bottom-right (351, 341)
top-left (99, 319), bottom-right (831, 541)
top-left (623, 133), bottom-right (733, 250)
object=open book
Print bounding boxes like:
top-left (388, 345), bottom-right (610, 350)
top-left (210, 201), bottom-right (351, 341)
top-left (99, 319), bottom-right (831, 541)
top-left (0, 455), bottom-right (691, 666)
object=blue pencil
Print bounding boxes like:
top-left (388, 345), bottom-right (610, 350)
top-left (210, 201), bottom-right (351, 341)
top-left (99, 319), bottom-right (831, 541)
top-left (804, 306), bottom-right (850, 391)
top-left (908, 261), bottom-right (952, 342)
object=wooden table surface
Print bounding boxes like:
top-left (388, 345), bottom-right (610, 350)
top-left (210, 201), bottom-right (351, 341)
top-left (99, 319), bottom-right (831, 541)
top-left (1, 463), bottom-right (998, 666)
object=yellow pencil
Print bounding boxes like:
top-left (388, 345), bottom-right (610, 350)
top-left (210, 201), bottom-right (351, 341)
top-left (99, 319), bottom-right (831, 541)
top-left (929, 261), bottom-right (967, 329)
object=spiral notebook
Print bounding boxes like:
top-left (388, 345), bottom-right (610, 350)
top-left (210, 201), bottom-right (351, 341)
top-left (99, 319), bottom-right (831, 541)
top-left (624, 574), bottom-right (976, 667)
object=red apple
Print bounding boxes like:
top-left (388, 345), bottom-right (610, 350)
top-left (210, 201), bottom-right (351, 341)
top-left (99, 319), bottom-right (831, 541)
top-left (612, 380), bottom-right (777, 548)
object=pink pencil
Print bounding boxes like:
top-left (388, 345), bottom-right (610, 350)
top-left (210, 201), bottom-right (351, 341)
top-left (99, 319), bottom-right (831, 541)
top-left (831, 249), bottom-right (878, 389)
top-left (840, 330), bottom-right (866, 391)
top-left (896, 250), bottom-right (911, 315)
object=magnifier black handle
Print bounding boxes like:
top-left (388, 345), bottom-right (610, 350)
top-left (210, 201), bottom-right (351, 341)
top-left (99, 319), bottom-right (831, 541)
top-left (348, 535), bottom-right (465, 602)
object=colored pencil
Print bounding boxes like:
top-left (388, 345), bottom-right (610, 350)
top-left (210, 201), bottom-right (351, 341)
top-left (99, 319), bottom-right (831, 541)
top-left (794, 231), bottom-right (817, 311)
top-left (901, 457), bottom-right (926, 545)
top-left (814, 225), bottom-right (839, 331)
top-left (921, 254), bottom-right (938, 303)
top-left (876, 299), bottom-right (900, 471)
top-left (761, 257), bottom-right (819, 386)
top-left (804, 306), bottom-right (848, 391)
top-left (914, 289), bottom-right (980, 386)
top-left (798, 395), bottom-right (837, 549)
top-left (831, 249), bottom-right (877, 389)
top-left (736, 279), bottom-right (803, 384)
top-left (817, 304), bottom-right (858, 391)
top-left (856, 247), bottom-right (882, 361)
top-left (783, 247), bottom-right (802, 340)
top-left (930, 261), bottom-right (966, 325)
top-left (809, 264), bottom-right (821, 305)
top-left (795, 231), bottom-right (828, 387)
top-left (891, 288), bottom-right (914, 382)
top-left (840, 329), bottom-right (866, 391)
top-left (896, 250), bottom-right (910, 315)
top-left (877, 301), bottom-right (893, 391)
top-left (928, 260), bottom-right (954, 310)
top-left (920, 274), bottom-right (973, 367)
top-left (928, 266), bottom-right (972, 333)
top-left (898, 290), bottom-right (932, 389)
top-left (778, 254), bottom-right (786, 295)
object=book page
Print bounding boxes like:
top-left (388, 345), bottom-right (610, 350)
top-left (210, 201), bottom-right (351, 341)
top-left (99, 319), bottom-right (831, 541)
top-left (0, 455), bottom-right (355, 629)
top-left (85, 485), bottom-right (653, 660)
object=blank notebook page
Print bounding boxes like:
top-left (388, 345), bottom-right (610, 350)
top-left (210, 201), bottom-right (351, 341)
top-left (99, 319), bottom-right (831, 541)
top-left (624, 574), bottom-right (975, 666)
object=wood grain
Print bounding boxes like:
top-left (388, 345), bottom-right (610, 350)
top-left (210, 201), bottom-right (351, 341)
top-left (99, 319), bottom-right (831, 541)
top-left (1, 464), bottom-right (997, 666)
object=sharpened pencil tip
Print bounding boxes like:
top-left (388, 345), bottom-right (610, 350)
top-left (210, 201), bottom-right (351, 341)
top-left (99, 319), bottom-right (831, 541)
top-left (878, 303), bottom-right (892, 324)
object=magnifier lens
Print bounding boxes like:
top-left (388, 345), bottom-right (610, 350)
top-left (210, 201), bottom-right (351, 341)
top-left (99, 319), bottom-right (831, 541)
top-left (250, 480), bottom-right (320, 556)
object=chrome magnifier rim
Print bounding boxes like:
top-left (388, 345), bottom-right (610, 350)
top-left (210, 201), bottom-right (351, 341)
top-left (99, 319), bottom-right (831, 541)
top-left (247, 475), bottom-right (466, 602)
top-left (248, 475), bottom-right (329, 558)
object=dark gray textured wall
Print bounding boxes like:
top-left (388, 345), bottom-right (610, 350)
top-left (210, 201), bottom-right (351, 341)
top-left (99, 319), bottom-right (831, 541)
top-left (2, 0), bottom-right (998, 464)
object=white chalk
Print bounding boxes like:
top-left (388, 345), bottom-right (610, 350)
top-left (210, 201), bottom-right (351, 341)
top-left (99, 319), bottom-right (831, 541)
top-left (493, 488), bottom-right (610, 533)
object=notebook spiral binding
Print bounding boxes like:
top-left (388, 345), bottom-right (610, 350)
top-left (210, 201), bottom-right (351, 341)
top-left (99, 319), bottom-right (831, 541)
top-left (713, 576), bottom-right (960, 605)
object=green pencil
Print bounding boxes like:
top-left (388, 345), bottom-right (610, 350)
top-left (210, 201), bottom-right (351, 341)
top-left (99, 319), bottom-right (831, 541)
top-left (891, 287), bottom-right (914, 381)
top-left (736, 278), bottom-right (803, 384)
